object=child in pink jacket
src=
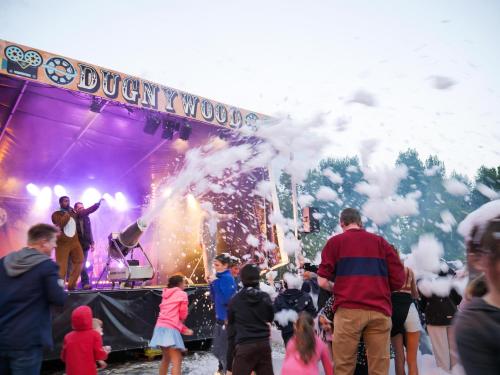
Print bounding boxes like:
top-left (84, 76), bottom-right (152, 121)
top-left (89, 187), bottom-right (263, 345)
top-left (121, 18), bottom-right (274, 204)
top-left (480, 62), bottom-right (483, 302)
top-left (281, 312), bottom-right (333, 375)
top-left (150, 274), bottom-right (193, 375)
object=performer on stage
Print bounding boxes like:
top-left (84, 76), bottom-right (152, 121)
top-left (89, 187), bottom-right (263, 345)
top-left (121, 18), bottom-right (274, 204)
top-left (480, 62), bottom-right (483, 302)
top-left (74, 199), bottom-right (103, 290)
top-left (51, 196), bottom-right (83, 290)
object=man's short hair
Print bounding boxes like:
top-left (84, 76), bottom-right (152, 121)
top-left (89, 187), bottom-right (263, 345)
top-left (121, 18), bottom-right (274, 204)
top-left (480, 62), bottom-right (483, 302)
top-left (74, 202), bottom-right (83, 208)
top-left (27, 223), bottom-right (59, 243)
top-left (58, 196), bottom-right (69, 204)
top-left (340, 208), bottom-right (362, 226)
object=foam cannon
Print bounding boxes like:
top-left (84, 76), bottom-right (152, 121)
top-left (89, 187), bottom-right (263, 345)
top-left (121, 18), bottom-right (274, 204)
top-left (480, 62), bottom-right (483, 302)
top-left (99, 218), bottom-right (155, 286)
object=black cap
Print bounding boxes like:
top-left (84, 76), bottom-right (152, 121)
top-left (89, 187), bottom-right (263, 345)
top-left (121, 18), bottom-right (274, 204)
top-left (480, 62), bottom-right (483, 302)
top-left (240, 264), bottom-right (260, 287)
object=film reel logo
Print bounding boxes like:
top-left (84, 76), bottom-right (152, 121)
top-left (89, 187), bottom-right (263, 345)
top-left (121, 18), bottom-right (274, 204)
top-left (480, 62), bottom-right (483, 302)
top-left (4, 45), bottom-right (43, 79)
top-left (44, 57), bottom-right (76, 85)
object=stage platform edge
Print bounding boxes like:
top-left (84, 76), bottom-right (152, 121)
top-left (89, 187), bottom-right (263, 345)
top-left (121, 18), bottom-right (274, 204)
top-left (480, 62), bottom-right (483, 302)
top-left (45, 286), bottom-right (215, 360)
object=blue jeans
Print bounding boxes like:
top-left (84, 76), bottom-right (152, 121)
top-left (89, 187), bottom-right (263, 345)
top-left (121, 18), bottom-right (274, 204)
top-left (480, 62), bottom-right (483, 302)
top-left (0, 347), bottom-right (43, 375)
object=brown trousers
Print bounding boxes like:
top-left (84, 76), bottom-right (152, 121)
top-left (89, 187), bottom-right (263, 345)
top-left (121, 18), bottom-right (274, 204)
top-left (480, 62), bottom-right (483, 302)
top-left (333, 307), bottom-right (392, 375)
top-left (56, 239), bottom-right (83, 290)
top-left (231, 340), bottom-right (274, 375)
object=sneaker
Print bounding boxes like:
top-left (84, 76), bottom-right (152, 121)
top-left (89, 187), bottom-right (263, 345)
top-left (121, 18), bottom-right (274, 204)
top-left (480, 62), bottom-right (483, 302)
top-left (82, 284), bottom-right (92, 290)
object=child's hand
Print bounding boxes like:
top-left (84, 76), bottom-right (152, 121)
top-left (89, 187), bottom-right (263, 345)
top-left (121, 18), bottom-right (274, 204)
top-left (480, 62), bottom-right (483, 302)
top-left (97, 360), bottom-right (107, 369)
top-left (183, 328), bottom-right (194, 336)
top-left (103, 345), bottom-right (111, 353)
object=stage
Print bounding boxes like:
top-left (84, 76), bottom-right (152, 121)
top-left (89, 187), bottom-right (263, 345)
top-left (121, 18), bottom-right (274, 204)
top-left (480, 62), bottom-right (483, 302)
top-left (44, 286), bottom-right (214, 360)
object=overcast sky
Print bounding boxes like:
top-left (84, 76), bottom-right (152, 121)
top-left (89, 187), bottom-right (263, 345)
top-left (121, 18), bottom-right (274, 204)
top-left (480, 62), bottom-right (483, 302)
top-left (1, 0), bottom-right (499, 178)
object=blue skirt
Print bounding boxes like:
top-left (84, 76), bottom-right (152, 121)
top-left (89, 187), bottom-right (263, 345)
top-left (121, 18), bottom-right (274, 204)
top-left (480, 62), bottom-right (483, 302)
top-left (150, 326), bottom-right (186, 351)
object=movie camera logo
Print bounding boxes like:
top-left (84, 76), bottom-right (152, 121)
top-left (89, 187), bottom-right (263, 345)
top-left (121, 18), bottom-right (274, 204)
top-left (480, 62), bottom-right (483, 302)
top-left (4, 45), bottom-right (43, 79)
top-left (3, 44), bottom-right (77, 84)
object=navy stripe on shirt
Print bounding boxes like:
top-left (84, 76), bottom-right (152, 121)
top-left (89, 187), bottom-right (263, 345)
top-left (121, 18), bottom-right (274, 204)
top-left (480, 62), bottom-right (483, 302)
top-left (335, 257), bottom-right (388, 277)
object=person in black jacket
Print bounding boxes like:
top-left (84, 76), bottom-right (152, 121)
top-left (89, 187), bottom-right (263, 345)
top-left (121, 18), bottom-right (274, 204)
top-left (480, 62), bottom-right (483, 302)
top-left (418, 268), bottom-right (462, 373)
top-left (274, 273), bottom-right (316, 346)
top-left (0, 223), bottom-right (67, 374)
top-left (454, 216), bottom-right (500, 375)
top-left (74, 199), bottom-right (102, 289)
top-left (227, 264), bottom-right (274, 375)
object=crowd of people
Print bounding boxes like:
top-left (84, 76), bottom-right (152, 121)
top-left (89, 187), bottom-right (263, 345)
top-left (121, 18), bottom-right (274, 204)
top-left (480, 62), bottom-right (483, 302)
top-left (0, 207), bottom-right (499, 375)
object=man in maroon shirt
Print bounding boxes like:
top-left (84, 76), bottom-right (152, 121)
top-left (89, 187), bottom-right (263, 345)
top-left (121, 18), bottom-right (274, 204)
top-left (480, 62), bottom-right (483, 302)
top-left (318, 208), bottom-right (405, 375)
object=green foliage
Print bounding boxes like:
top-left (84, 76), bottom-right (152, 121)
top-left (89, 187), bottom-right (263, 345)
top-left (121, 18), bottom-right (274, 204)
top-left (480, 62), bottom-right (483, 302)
top-left (276, 149), bottom-right (499, 262)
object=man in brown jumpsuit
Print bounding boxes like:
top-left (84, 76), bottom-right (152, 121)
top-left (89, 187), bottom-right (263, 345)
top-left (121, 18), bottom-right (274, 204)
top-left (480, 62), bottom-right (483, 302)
top-left (51, 196), bottom-right (83, 290)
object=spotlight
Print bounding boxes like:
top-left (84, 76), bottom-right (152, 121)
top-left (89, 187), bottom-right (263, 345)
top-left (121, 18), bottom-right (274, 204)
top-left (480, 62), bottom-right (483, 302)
top-left (162, 120), bottom-right (175, 140)
top-left (143, 116), bottom-right (161, 135)
top-left (114, 192), bottom-right (128, 212)
top-left (90, 97), bottom-right (106, 113)
top-left (102, 193), bottom-right (115, 208)
top-left (35, 186), bottom-right (52, 210)
top-left (26, 183), bottom-right (40, 196)
top-left (217, 128), bottom-right (231, 140)
top-left (187, 194), bottom-right (197, 209)
top-left (179, 122), bottom-right (192, 141)
top-left (81, 188), bottom-right (101, 207)
top-left (53, 184), bottom-right (67, 197)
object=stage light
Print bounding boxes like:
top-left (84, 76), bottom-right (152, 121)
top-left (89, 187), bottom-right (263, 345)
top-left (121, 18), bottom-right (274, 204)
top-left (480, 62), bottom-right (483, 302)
top-left (85, 260), bottom-right (91, 268)
top-left (90, 97), bottom-right (106, 113)
top-left (161, 187), bottom-right (173, 198)
top-left (162, 120), bottom-right (175, 140)
top-left (187, 194), bottom-right (197, 209)
top-left (35, 186), bottom-right (52, 210)
top-left (179, 122), bottom-right (192, 141)
top-left (26, 183), bottom-right (40, 196)
top-left (81, 188), bottom-right (102, 207)
top-left (102, 193), bottom-right (115, 207)
top-left (53, 184), bottom-right (67, 197)
top-left (114, 192), bottom-right (128, 211)
top-left (143, 116), bottom-right (161, 135)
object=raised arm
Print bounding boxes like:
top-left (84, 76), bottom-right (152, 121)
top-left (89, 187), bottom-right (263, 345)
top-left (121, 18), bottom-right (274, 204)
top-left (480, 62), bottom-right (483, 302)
top-left (77, 202), bottom-right (101, 217)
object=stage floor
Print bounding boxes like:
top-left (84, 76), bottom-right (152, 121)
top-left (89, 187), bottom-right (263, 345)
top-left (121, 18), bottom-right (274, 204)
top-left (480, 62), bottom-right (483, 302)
top-left (45, 286), bottom-right (215, 360)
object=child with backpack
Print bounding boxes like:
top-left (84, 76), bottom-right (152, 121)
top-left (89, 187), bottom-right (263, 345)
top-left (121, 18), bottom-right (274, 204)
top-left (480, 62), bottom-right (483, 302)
top-left (273, 273), bottom-right (316, 346)
top-left (150, 274), bottom-right (194, 375)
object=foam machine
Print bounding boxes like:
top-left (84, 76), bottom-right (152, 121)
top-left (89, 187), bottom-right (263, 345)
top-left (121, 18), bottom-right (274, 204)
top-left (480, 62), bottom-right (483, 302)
top-left (96, 219), bottom-right (155, 287)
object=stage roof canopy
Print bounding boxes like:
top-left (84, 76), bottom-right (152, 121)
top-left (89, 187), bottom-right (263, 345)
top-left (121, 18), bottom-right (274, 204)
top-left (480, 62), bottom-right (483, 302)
top-left (0, 40), bottom-right (267, 199)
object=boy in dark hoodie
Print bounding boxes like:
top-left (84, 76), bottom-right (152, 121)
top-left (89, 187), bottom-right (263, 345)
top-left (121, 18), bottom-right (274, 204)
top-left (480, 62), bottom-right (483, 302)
top-left (274, 272), bottom-right (316, 346)
top-left (0, 223), bottom-right (67, 374)
top-left (227, 264), bottom-right (275, 375)
top-left (61, 305), bottom-right (110, 375)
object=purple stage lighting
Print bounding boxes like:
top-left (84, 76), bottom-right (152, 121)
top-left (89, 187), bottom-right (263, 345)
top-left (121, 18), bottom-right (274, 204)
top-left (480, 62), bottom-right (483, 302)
top-left (26, 183), bottom-right (40, 196)
top-left (81, 188), bottom-right (102, 207)
top-left (35, 186), bottom-right (52, 210)
top-left (53, 184), bottom-right (67, 197)
top-left (114, 192), bottom-right (128, 212)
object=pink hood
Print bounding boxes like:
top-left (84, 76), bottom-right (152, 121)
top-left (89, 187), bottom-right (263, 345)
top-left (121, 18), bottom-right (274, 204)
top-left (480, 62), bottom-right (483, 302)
top-left (155, 287), bottom-right (189, 333)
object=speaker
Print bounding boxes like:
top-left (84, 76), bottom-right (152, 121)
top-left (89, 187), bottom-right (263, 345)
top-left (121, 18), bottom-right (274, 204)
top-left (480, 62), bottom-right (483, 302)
top-left (302, 207), bottom-right (320, 233)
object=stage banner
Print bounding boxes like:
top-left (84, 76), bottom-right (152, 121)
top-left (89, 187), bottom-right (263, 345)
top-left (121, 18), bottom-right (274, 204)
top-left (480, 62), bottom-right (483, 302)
top-left (0, 39), bottom-right (267, 129)
top-left (44, 287), bottom-right (215, 360)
